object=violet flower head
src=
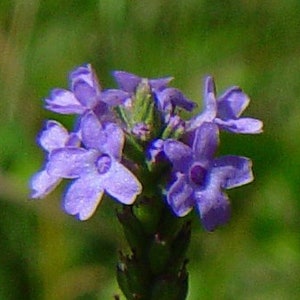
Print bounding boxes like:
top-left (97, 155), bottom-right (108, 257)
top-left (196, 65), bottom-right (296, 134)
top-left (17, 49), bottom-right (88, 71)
top-left (45, 112), bottom-right (142, 220)
top-left (45, 64), bottom-right (129, 119)
top-left (164, 122), bottom-right (254, 231)
top-left (187, 76), bottom-right (263, 134)
top-left (30, 120), bottom-right (80, 198)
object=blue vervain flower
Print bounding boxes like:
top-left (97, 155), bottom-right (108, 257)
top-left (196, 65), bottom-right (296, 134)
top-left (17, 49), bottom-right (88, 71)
top-left (45, 64), bottom-right (129, 121)
top-left (164, 122), bottom-right (254, 231)
top-left (31, 112), bottom-right (142, 220)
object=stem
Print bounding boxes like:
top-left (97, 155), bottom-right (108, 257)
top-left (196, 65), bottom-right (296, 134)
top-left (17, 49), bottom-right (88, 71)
top-left (117, 197), bottom-right (191, 300)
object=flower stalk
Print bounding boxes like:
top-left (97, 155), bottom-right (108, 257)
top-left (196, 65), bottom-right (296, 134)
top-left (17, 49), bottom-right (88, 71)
top-left (117, 200), bottom-right (190, 300)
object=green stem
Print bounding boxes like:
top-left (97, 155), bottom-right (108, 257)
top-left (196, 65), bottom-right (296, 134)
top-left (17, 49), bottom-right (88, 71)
top-left (116, 197), bottom-right (191, 300)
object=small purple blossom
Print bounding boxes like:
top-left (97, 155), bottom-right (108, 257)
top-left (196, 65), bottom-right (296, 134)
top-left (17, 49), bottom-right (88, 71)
top-left (45, 64), bottom-right (129, 120)
top-left (30, 120), bottom-right (80, 198)
top-left (163, 122), bottom-right (254, 231)
top-left (44, 112), bottom-right (142, 220)
top-left (186, 76), bottom-right (263, 134)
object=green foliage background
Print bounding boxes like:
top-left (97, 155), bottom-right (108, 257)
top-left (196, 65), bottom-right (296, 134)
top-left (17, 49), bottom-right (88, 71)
top-left (0, 0), bottom-right (299, 299)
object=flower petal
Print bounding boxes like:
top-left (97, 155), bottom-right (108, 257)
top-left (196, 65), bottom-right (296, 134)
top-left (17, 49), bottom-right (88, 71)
top-left (212, 155), bottom-right (254, 189)
top-left (100, 123), bottom-right (125, 160)
top-left (149, 76), bottom-right (173, 91)
top-left (47, 147), bottom-right (96, 178)
top-left (163, 139), bottom-right (193, 173)
top-left (72, 80), bottom-right (98, 109)
top-left (192, 122), bottom-right (219, 164)
top-left (69, 64), bottom-right (101, 94)
top-left (45, 89), bottom-right (85, 114)
top-left (80, 112), bottom-right (104, 149)
top-left (101, 89), bottom-right (130, 106)
top-left (113, 71), bottom-right (141, 93)
top-left (80, 112), bottom-right (124, 159)
top-left (156, 88), bottom-right (196, 112)
top-left (215, 117), bottom-right (263, 134)
top-left (195, 188), bottom-right (231, 231)
top-left (167, 173), bottom-right (194, 217)
top-left (217, 87), bottom-right (250, 119)
top-left (30, 169), bottom-right (61, 198)
top-left (185, 76), bottom-right (217, 132)
top-left (39, 121), bottom-right (69, 152)
top-left (64, 174), bottom-right (104, 220)
top-left (101, 160), bottom-right (142, 204)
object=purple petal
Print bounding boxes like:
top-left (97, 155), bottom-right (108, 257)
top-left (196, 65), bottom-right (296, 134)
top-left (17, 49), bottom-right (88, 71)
top-left (167, 173), bottom-right (194, 217)
top-left (203, 76), bottom-right (218, 117)
top-left (156, 88), bottom-right (196, 112)
top-left (217, 87), bottom-right (250, 119)
top-left (212, 155), bottom-right (254, 189)
top-left (80, 112), bottom-right (124, 158)
top-left (101, 89), bottom-right (130, 106)
top-left (113, 71), bottom-right (141, 93)
top-left (72, 80), bottom-right (98, 109)
top-left (69, 64), bottom-right (101, 94)
top-left (101, 160), bottom-right (142, 204)
top-left (163, 139), bottom-right (193, 173)
top-left (100, 123), bottom-right (125, 159)
top-left (185, 77), bottom-right (217, 132)
top-left (64, 174), bottom-right (104, 220)
top-left (39, 121), bottom-right (69, 152)
top-left (204, 76), bottom-right (216, 95)
top-left (30, 169), bottom-right (61, 198)
top-left (215, 117), bottom-right (263, 134)
top-left (147, 139), bottom-right (166, 163)
top-left (80, 112), bottom-right (104, 149)
top-left (149, 76), bottom-right (173, 91)
top-left (93, 102), bottom-right (116, 124)
top-left (47, 147), bottom-right (97, 178)
top-left (66, 133), bottom-right (81, 147)
top-left (192, 122), bottom-right (219, 164)
top-left (195, 188), bottom-right (231, 231)
top-left (45, 89), bottom-right (86, 114)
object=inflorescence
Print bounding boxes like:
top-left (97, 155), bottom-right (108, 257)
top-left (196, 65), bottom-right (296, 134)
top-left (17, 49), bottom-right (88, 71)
top-left (30, 64), bottom-right (262, 231)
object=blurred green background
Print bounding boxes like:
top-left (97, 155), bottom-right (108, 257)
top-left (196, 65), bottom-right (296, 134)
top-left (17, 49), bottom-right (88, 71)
top-left (0, 0), bottom-right (299, 299)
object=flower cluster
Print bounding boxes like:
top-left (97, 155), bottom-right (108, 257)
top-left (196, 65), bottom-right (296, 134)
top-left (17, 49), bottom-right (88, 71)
top-left (30, 64), bottom-right (262, 230)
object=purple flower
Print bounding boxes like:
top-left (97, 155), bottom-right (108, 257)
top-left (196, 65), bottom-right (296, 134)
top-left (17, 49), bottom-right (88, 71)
top-left (30, 120), bottom-right (80, 198)
top-left (45, 112), bottom-right (142, 220)
top-left (113, 71), bottom-right (196, 115)
top-left (163, 122), bottom-right (254, 231)
top-left (186, 76), bottom-right (263, 134)
top-left (45, 64), bottom-right (129, 118)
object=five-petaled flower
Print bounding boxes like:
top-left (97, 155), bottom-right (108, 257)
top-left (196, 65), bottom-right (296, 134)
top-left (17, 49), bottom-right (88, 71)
top-left (163, 122), bottom-right (254, 231)
top-left (31, 112), bottom-right (142, 220)
top-left (45, 64), bottom-right (129, 123)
